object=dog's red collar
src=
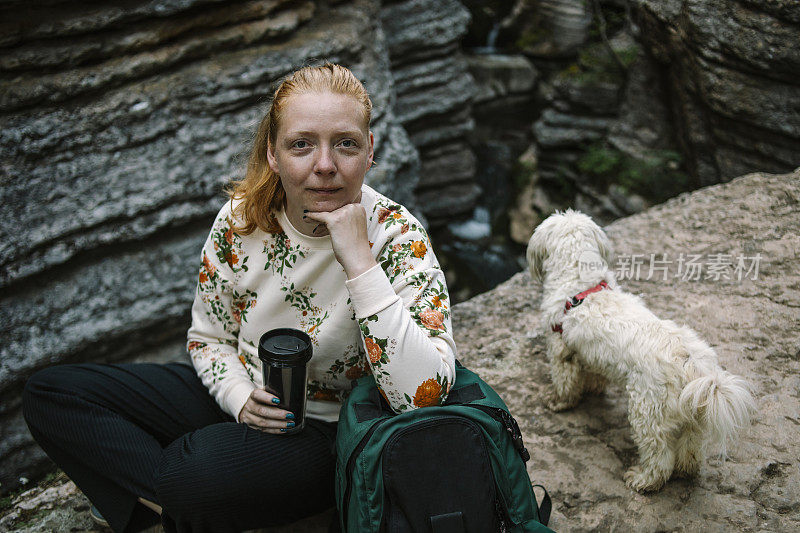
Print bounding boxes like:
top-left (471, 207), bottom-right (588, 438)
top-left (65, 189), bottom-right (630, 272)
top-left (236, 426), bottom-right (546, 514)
top-left (552, 280), bottom-right (610, 333)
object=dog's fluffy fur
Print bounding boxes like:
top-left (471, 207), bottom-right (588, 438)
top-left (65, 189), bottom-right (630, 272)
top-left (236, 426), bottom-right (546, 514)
top-left (527, 209), bottom-right (755, 492)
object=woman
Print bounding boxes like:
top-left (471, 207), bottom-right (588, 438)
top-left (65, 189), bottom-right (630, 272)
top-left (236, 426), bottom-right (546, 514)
top-left (22, 63), bottom-right (456, 532)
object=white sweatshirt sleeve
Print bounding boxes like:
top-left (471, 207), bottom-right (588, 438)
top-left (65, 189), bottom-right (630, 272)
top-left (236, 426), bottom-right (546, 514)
top-left (346, 208), bottom-right (457, 413)
top-left (186, 204), bottom-right (256, 421)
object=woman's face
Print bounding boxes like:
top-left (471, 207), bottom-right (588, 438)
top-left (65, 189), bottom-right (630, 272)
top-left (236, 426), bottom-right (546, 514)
top-left (267, 91), bottom-right (374, 233)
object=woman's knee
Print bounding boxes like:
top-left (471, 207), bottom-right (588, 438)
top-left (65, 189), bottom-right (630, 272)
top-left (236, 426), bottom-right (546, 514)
top-left (153, 424), bottom-right (245, 514)
top-left (22, 364), bottom-right (109, 432)
top-left (22, 365), bottom-right (75, 419)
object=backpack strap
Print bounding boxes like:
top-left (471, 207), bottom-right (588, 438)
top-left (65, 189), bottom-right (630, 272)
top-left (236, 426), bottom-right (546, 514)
top-left (532, 484), bottom-right (552, 526)
top-left (354, 382), bottom-right (394, 423)
top-left (443, 383), bottom-right (485, 405)
top-left (429, 511), bottom-right (464, 533)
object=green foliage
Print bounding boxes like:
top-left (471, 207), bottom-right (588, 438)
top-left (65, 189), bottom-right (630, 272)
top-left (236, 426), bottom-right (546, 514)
top-left (515, 25), bottom-right (552, 50)
top-left (577, 142), bottom-right (691, 203)
top-left (550, 167), bottom-right (580, 205)
top-left (588, 4), bottom-right (628, 40)
top-left (558, 43), bottom-right (640, 85)
top-left (511, 158), bottom-right (537, 190)
top-left (0, 471), bottom-right (63, 514)
top-left (13, 509), bottom-right (50, 529)
top-left (0, 494), bottom-right (12, 513)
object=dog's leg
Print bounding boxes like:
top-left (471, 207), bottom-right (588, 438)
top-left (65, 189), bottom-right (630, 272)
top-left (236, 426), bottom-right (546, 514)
top-left (673, 424), bottom-right (703, 479)
top-left (582, 372), bottom-right (607, 395)
top-left (546, 333), bottom-right (583, 411)
top-left (623, 387), bottom-right (675, 492)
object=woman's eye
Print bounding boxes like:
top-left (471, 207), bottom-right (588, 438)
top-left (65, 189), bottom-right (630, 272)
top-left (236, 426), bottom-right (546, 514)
top-left (292, 140), bottom-right (309, 149)
top-left (339, 139), bottom-right (357, 149)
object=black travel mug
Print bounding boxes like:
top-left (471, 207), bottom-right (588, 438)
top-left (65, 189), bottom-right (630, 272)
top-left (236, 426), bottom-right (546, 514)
top-left (258, 328), bottom-right (313, 433)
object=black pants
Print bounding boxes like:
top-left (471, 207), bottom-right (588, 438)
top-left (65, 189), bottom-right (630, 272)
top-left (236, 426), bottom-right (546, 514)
top-left (22, 361), bottom-right (338, 533)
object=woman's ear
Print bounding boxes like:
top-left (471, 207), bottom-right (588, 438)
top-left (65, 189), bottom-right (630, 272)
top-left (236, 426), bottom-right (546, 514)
top-left (366, 131), bottom-right (375, 171)
top-left (266, 142), bottom-right (279, 174)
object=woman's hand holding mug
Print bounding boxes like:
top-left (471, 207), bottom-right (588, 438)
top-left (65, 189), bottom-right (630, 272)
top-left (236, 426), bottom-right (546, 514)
top-left (238, 388), bottom-right (296, 435)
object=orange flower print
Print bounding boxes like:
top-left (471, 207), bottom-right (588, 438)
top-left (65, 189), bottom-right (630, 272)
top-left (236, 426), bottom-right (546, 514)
top-left (378, 208), bottom-right (391, 223)
top-left (199, 271), bottom-right (208, 284)
top-left (225, 227), bottom-right (233, 244)
top-left (392, 213), bottom-right (402, 219)
top-left (202, 254), bottom-right (216, 278)
top-left (413, 378), bottom-right (443, 407)
top-left (314, 389), bottom-right (339, 401)
top-left (411, 240), bottom-right (427, 258)
top-left (419, 308), bottom-right (445, 331)
top-left (233, 300), bottom-right (246, 324)
top-left (224, 252), bottom-right (238, 268)
top-left (432, 295), bottom-right (441, 308)
top-left (345, 364), bottom-right (366, 381)
top-left (238, 355), bottom-right (247, 367)
top-left (187, 341), bottom-right (207, 351)
top-left (365, 336), bottom-right (382, 364)
top-left (393, 243), bottom-right (403, 253)
top-left (401, 223), bottom-right (409, 234)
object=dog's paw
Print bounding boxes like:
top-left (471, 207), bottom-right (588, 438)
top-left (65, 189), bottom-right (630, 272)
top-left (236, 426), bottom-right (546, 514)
top-left (624, 466), bottom-right (667, 493)
top-left (582, 373), bottom-right (607, 395)
top-left (673, 459), bottom-right (700, 479)
top-left (547, 398), bottom-right (576, 412)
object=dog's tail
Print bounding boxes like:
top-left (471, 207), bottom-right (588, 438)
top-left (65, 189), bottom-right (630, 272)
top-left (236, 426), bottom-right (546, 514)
top-left (679, 369), bottom-right (755, 456)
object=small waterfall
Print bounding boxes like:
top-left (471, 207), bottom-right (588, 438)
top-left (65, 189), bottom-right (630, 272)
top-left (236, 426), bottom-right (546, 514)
top-left (487, 22), bottom-right (500, 50)
top-left (473, 21), bottom-right (501, 55)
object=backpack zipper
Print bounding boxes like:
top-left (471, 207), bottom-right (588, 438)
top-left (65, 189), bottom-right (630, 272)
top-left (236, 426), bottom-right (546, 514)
top-left (463, 404), bottom-right (530, 462)
top-left (341, 416), bottom-right (391, 531)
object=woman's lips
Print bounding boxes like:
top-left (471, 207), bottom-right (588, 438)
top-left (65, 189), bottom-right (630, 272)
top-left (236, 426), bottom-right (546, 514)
top-left (308, 188), bottom-right (342, 195)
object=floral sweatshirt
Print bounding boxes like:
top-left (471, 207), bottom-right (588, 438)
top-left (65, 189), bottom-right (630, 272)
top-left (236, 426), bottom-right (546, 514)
top-left (186, 184), bottom-right (457, 423)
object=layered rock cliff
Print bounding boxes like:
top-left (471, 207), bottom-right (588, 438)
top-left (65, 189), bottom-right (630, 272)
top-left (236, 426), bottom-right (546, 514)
top-left (632, 0), bottom-right (800, 183)
top-left (472, 0), bottom-right (800, 235)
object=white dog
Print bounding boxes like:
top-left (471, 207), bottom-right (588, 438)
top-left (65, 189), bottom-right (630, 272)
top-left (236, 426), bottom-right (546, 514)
top-left (526, 209), bottom-right (755, 492)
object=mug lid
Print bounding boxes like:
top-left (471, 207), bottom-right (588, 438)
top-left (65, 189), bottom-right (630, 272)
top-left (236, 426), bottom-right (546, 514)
top-left (258, 328), bottom-right (312, 367)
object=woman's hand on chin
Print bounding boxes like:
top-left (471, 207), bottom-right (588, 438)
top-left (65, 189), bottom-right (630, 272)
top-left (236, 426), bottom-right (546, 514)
top-left (304, 203), bottom-right (377, 279)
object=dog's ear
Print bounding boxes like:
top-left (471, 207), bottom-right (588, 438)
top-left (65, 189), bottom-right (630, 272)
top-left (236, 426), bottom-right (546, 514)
top-left (589, 222), bottom-right (614, 267)
top-left (526, 227), bottom-right (546, 282)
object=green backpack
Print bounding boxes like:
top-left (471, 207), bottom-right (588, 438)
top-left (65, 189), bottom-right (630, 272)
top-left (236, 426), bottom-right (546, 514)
top-left (334, 361), bottom-right (553, 532)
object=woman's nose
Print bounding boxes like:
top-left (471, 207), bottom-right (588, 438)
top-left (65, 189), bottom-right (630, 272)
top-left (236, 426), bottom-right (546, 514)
top-left (314, 147), bottom-right (336, 175)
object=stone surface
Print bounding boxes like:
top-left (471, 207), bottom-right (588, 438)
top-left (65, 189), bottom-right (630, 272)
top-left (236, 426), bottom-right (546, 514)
top-left (382, 0), bottom-right (479, 226)
top-left (631, 0), bottom-right (800, 184)
top-left (512, 0), bottom-right (593, 58)
top-left (607, 45), bottom-right (675, 160)
top-left (466, 53), bottom-right (538, 104)
top-left (6, 169), bottom-right (796, 532)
